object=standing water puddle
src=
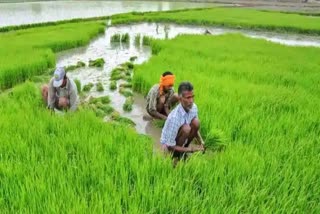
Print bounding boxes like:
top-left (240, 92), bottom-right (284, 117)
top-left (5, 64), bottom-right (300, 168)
top-left (56, 22), bottom-right (320, 142)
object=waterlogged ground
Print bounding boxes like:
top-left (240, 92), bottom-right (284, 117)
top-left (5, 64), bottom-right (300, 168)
top-left (56, 22), bottom-right (320, 141)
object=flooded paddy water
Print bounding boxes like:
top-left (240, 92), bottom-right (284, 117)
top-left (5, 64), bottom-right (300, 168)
top-left (56, 22), bottom-right (320, 143)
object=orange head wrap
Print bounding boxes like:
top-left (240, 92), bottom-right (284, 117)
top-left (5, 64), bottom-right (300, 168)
top-left (159, 74), bottom-right (175, 95)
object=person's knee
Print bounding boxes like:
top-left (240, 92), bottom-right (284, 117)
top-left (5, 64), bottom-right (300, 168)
top-left (181, 124), bottom-right (191, 135)
top-left (191, 118), bottom-right (200, 130)
top-left (58, 97), bottom-right (69, 108)
top-left (159, 95), bottom-right (166, 105)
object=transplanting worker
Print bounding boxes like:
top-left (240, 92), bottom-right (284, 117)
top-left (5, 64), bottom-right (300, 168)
top-left (160, 81), bottom-right (205, 161)
top-left (146, 71), bottom-right (178, 120)
top-left (41, 67), bottom-right (78, 111)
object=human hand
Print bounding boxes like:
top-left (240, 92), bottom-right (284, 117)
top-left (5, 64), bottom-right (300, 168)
top-left (58, 97), bottom-right (69, 108)
top-left (190, 145), bottom-right (205, 152)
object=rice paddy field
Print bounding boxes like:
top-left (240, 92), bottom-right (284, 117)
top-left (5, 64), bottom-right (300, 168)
top-left (0, 7), bottom-right (319, 213)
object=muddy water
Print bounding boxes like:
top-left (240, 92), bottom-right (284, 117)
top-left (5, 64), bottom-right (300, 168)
top-left (56, 22), bottom-right (320, 142)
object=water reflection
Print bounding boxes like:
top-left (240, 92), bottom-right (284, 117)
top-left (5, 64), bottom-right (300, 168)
top-left (0, 1), bottom-right (216, 27)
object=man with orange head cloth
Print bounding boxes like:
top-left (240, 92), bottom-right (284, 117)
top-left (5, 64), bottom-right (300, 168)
top-left (146, 71), bottom-right (178, 120)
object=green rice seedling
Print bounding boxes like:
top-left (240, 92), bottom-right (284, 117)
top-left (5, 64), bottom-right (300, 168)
top-left (110, 68), bottom-right (123, 79)
top-left (123, 96), bottom-right (134, 112)
top-left (121, 33), bottom-right (130, 43)
top-left (77, 61), bottom-right (86, 67)
top-left (131, 33), bottom-right (320, 212)
top-left (65, 65), bottom-right (78, 72)
top-left (204, 128), bottom-right (227, 152)
top-left (125, 70), bottom-right (131, 76)
top-left (110, 73), bottom-right (124, 81)
top-left (130, 56), bottom-right (138, 62)
top-left (30, 74), bottom-right (50, 83)
top-left (110, 110), bottom-right (120, 119)
top-left (142, 36), bottom-right (152, 46)
top-left (95, 108), bottom-right (106, 118)
top-left (74, 79), bottom-right (81, 93)
top-left (82, 82), bottom-right (94, 92)
top-left (65, 61), bottom-right (86, 72)
top-left (89, 95), bottom-right (110, 105)
top-left (30, 76), bottom-right (44, 83)
top-left (121, 61), bottom-right (134, 70)
top-left (110, 33), bottom-right (121, 42)
top-left (96, 82), bottom-right (104, 92)
top-left (98, 105), bottom-right (114, 115)
top-left (110, 80), bottom-right (117, 90)
top-left (95, 101), bottom-right (104, 109)
top-left (134, 34), bottom-right (141, 46)
top-left (111, 111), bottom-right (136, 126)
top-left (119, 83), bottom-right (132, 88)
top-left (89, 58), bottom-right (105, 67)
top-left (123, 76), bottom-right (132, 82)
top-left (99, 96), bottom-right (111, 104)
top-left (115, 116), bottom-right (136, 126)
top-left (119, 87), bottom-right (133, 97)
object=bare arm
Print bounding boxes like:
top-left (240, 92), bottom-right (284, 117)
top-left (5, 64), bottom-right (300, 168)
top-left (149, 109), bottom-right (167, 120)
top-left (167, 145), bottom-right (203, 153)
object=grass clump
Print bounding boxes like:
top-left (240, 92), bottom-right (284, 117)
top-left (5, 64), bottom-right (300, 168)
top-left (130, 56), bottom-right (138, 62)
top-left (65, 61), bottom-right (86, 72)
top-left (110, 33), bottom-right (130, 43)
top-left (121, 61), bottom-right (134, 70)
top-left (89, 95), bottom-right (110, 105)
top-left (119, 83), bottom-right (132, 88)
top-left (96, 82), bottom-right (104, 92)
top-left (204, 128), bottom-right (227, 152)
top-left (134, 34), bottom-right (141, 46)
top-left (123, 96), bottom-right (134, 112)
top-left (89, 58), bottom-right (105, 67)
top-left (110, 73), bottom-right (124, 81)
top-left (142, 36), bottom-right (152, 46)
top-left (119, 87), bottom-right (133, 97)
top-left (110, 80), bottom-right (117, 90)
top-left (121, 33), bottom-right (130, 43)
top-left (111, 111), bottom-right (136, 126)
top-left (123, 76), bottom-right (132, 82)
top-left (82, 82), bottom-right (94, 92)
top-left (110, 33), bottom-right (121, 42)
top-left (110, 68), bottom-right (124, 80)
